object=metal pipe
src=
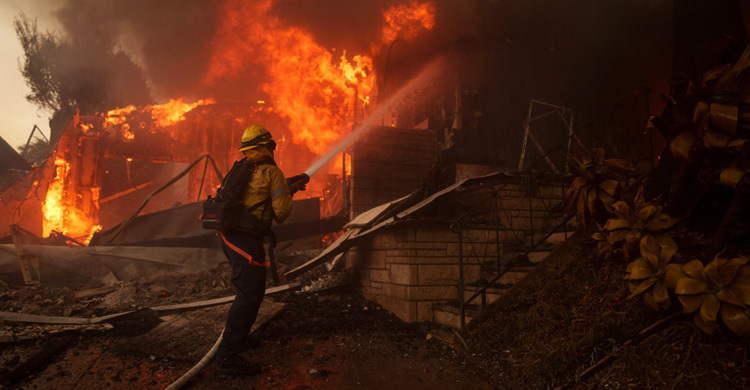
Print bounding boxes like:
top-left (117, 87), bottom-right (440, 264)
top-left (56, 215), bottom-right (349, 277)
top-left (458, 225), bottom-right (465, 331)
top-left (196, 158), bottom-right (210, 201)
top-left (528, 174), bottom-right (534, 248)
top-left (494, 194), bottom-right (501, 276)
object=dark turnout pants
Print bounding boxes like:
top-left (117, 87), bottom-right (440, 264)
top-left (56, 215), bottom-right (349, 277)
top-left (216, 230), bottom-right (268, 362)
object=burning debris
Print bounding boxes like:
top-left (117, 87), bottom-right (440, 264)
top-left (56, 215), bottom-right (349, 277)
top-left (1, 0), bottom-right (748, 388)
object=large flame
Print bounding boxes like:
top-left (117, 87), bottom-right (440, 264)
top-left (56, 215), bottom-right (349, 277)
top-left (149, 98), bottom-right (217, 128)
top-left (105, 98), bottom-right (216, 134)
top-left (203, 0), bottom-right (435, 156)
top-left (42, 158), bottom-right (102, 244)
top-left (381, 0), bottom-right (436, 43)
top-left (40, 0), bottom-right (437, 242)
top-left (204, 0), bottom-right (377, 155)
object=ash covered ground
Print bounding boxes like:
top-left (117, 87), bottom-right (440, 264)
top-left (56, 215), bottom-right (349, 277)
top-left (1, 262), bottom-right (495, 389)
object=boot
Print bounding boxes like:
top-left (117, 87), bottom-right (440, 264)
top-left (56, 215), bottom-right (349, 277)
top-left (215, 356), bottom-right (262, 377)
top-left (243, 334), bottom-right (262, 350)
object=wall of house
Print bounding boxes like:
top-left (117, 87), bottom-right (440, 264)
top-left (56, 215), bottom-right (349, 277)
top-left (349, 126), bottom-right (437, 218)
top-left (347, 224), bottom-right (524, 322)
top-left (346, 177), bottom-right (569, 323)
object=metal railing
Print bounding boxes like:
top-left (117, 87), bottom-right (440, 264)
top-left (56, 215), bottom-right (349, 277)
top-left (449, 171), bottom-right (572, 330)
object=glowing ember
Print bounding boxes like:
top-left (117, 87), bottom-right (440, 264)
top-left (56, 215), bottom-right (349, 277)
top-left (42, 158), bottom-right (102, 244)
top-left (121, 123), bottom-right (135, 140)
top-left (80, 123), bottom-right (94, 133)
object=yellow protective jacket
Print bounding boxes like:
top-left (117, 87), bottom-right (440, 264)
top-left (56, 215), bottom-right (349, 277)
top-left (241, 147), bottom-right (293, 227)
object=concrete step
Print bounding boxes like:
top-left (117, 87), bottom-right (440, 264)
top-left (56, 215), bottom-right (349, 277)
top-left (462, 284), bottom-right (510, 306)
top-left (429, 231), bottom-right (570, 329)
top-left (432, 303), bottom-right (482, 329)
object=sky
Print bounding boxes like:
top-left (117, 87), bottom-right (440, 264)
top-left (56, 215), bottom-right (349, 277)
top-left (0, 0), bottom-right (61, 150)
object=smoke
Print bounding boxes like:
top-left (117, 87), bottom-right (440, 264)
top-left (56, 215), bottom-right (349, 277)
top-left (40, 0), bottom-right (673, 107)
top-left (50, 0), bottom-right (219, 101)
top-left (32, 0), bottom-right (675, 161)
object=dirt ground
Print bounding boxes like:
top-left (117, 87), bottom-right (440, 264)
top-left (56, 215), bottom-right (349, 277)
top-left (2, 283), bottom-right (497, 390)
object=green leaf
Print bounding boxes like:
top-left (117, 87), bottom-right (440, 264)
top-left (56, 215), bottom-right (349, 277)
top-left (720, 166), bottom-right (746, 189)
top-left (598, 179), bottom-right (621, 198)
top-left (607, 230), bottom-right (628, 244)
top-left (693, 101), bottom-right (710, 137)
top-left (719, 257), bottom-right (748, 286)
top-left (676, 278), bottom-right (707, 295)
top-left (682, 260), bottom-right (706, 283)
top-left (717, 289), bottom-right (745, 306)
top-left (693, 311), bottom-right (716, 334)
top-left (664, 264), bottom-right (686, 290)
top-left (639, 235), bottom-right (660, 267)
top-left (708, 103), bottom-right (738, 136)
top-left (586, 186), bottom-right (598, 217)
top-left (704, 257), bottom-right (723, 286)
top-left (611, 201), bottom-right (631, 220)
top-left (629, 259), bottom-right (655, 280)
top-left (655, 234), bottom-right (678, 262)
top-left (700, 295), bottom-right (720, 323)
top-left (591, 232), bottom-right (607, 241)
top-left (603, 218), bottom-right (631, 231)
top-left (670, 131), bottom-right (699, 162)
top-left (645, 214), bottom-right (678, 231)
top-left (652, 282), bottom-right (669, 306)
top-left (702, 130), bottom-right (730, 149)
top-left (627, 279), bottom-right (656, 299)
top-left (678, 295), bottom-right (705, 313)
top-left (719, 305), bottom-right (750, 337)
top-left (603, 158), bottom-right (635, 172)
top-left (636, 204), bottom-right (658, 222)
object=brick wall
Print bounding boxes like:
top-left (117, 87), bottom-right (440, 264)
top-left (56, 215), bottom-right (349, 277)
top-left (349, 126), bottom-right (437, 217)
top-left (347, 223), bottom-right (516, 322)
top-left (346, 176), bottom-right (570, 323)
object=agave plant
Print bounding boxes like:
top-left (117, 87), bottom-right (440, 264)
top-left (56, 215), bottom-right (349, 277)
top-left (663, 46), bottom-right (750, 253)
top-left (624, 235), bottom-right (682, 311)
top-left (600, 190), bottom-right (678, 260)
top-left (566, 148), bottom-right (634, 228)
top-left (674, 256), bottom-right (750, 336)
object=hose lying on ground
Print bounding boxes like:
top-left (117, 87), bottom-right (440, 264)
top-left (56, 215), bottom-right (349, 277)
top-left (164, 331), bottom-right (223, 390)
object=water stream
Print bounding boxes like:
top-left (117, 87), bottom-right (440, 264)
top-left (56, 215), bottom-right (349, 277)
top-left (303, 59), bottom-right (445, 177)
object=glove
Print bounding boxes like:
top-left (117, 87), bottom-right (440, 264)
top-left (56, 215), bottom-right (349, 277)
top-left (287, 173), bottom-right (310, 194)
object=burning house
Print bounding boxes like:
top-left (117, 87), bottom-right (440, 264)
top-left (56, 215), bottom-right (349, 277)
top-left (2, 0), bottom-right (750, 388)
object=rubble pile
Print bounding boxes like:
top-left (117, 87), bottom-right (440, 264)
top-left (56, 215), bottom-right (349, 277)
top-left (0, 264), bottom-right (233, 319)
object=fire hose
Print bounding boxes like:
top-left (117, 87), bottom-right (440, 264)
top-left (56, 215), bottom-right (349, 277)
top-left (164, 331), bottom-right (223, 390)
top-left (163, 59), bottom-right (442, 389)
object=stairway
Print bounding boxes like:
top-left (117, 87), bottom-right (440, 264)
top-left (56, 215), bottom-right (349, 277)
top-left (431, 230), bottom-right (573, 329)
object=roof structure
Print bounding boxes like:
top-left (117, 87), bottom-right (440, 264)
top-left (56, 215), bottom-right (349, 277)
top-left (0, 136), bottom-right (31, 172)
top-left (0, 136), bottom-right (31, 191)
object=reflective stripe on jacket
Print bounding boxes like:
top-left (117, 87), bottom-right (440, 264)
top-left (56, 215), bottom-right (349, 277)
top-left (241, 147), bottom-right (293, 226)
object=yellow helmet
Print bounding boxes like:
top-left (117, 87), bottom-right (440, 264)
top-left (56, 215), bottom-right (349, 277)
top-left (238, 124), bottom-right (276, 152)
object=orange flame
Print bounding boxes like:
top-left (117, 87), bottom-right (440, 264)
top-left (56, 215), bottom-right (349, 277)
top-left (381, 0), bottom-right (436, 43)
top-left (105, 98), bottom-right (215, 130)
top-left (42, 158), bottom-right (102, 244)
top-left (121, 123), bottom-right (135, 140)
top-left (203, 0), bottom-right (375, 155)
top-left (106, 105), bottom-right (137, 126)
top-left (150, 98), bottom-right (216, 127)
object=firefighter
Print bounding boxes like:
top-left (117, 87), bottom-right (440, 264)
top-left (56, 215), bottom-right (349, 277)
top-left (215, 124), bottom-right (298, 376)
